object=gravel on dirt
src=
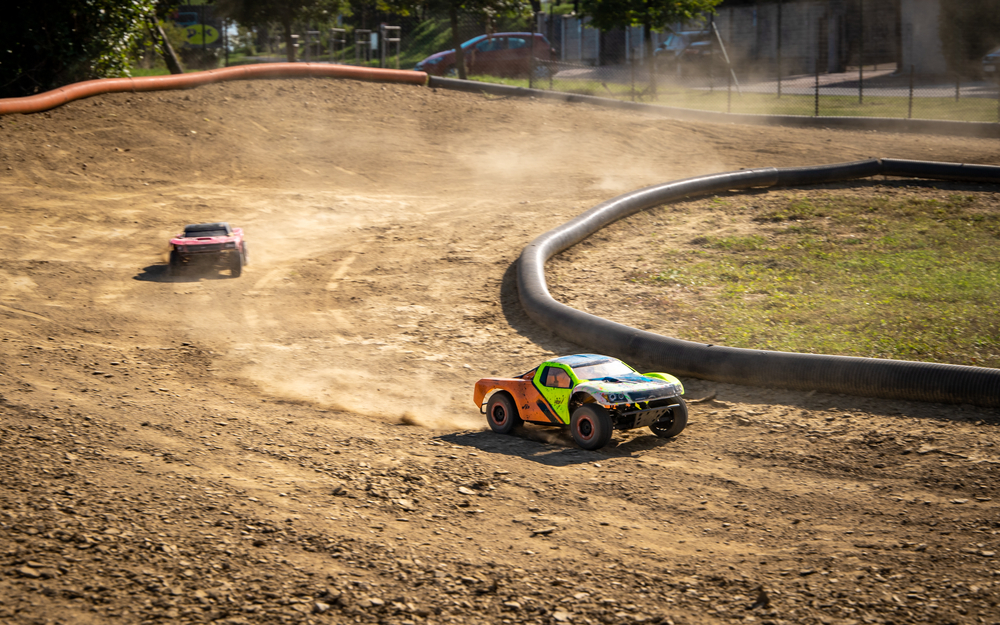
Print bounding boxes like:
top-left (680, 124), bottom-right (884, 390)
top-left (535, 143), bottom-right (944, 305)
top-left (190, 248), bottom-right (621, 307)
top-left (1, 78), bottom-right (999, 625)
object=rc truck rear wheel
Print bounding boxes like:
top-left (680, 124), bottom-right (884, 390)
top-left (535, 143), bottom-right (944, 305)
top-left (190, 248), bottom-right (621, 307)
top-left (230, 251), bottom-right (243, 277)
top-left (650, 397), bottom-right (688, 439)
top-left (571, 404), bottom-right (613, 450)
top-left (486, 392), bottom-right (521, 435)
top-left (168, 250), bottom-right (181, 276)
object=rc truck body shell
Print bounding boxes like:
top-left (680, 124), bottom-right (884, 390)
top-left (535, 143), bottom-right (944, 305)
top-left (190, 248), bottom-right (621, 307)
top-left (168, 222), bottom-right (247, 276)
top-left (474, 354), bottom-right (688, 449)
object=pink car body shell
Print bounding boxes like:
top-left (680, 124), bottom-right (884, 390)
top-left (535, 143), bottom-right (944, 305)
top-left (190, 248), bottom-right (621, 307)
top-left (168, 222), bottom-right (247, 276)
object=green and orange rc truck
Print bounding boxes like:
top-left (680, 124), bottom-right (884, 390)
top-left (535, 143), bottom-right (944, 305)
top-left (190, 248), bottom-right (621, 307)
top-left (474, 354), bottom-right (687, 450)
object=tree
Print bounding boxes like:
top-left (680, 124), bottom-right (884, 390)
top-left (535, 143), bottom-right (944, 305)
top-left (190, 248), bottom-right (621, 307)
top-left (0, 0), bottom-right (157, 98)
top-left (578, 0), bottom-right (722, 92)
top-left (147, 19), bottom-right (186, 75)
top-left (938, 0), bottom-right (1000, 77)
top-left (216, 0), bottom-right (346, 62)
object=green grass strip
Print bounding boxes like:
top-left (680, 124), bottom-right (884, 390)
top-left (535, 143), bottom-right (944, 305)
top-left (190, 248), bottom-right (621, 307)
top-left (634, 192), bottom-right (1000, 368)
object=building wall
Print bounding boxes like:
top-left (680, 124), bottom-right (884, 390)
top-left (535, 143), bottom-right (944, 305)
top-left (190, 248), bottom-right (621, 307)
top-left (714, 0), bottom-right (900, 76)
top-left (549, 0), bottom-right (946, 76)
top-left (559, 15), bottom-right (601, 64)
top-left (714, 1), bottom-right (833, 75)
top-left (900, 0), bottom-right (948, 75)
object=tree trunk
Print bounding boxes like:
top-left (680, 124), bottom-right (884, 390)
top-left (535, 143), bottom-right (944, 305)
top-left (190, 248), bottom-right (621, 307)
top-left (150, 20), bottom-right (184, 75)
top-left (282, 19), bottom-right (295, 63)
top-left (450, 5), bottom-right (467, 80)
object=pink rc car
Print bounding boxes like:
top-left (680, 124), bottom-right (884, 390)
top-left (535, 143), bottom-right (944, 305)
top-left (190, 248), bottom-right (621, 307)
top-left (168, 222), bottom-right (248, 277)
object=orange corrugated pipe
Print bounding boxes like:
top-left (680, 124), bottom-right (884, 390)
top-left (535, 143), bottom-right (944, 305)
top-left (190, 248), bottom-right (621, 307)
top-left (0, 63), bottom-right (428, 115)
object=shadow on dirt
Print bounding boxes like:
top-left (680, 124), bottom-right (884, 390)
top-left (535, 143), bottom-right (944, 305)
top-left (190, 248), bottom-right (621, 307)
top-left (439, 426), bottom-right (680, 467)
top-left (133, 264), bottom-right (235, 283)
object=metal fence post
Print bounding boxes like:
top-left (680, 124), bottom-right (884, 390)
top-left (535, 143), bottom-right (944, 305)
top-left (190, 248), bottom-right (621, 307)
top-left (727, 63), bottom-right (732, 113)
top-left (776, 0), bottom-right (782, 99)
top-left (630, 49), bottom-right (636, 102)
top-left (956, 72), bottom-right (960, 102)
top-left (529, 15), bottom-right (536, 90)
top-left (380, 25), bottom-right (401, 69)
top-left (814, 58), bottom-right (820, 117)
top-left (908, 64), bottom-right (914, 119)
top-left (858, 0), bottom-right (864, 105)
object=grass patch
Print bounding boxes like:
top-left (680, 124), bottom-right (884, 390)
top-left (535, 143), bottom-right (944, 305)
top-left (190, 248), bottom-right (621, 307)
top-left (469, 73), bottom-right (1000, 122)
top-left (634, 191), bottom-right (1000, 368)
top-left (645, 89), bottom-right (1000, 122)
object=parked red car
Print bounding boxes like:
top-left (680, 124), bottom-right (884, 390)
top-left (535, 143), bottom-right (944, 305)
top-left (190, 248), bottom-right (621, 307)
top-left (414, 32), bottom-right (556, 78)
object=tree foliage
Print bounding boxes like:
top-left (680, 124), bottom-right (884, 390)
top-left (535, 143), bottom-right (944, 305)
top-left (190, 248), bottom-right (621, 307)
top-left (938, 0), bottom-right (1000, 76)
top-left (0, 0), bottom-right (158, 98)
top-left (578, 0), bottom-right (721, 34)
top-left (215, 0), bottom-right (347, 62)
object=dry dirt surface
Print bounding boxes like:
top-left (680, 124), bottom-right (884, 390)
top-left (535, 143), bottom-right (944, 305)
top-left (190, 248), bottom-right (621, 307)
top-left (1, 78), bottom-right (1000, 625)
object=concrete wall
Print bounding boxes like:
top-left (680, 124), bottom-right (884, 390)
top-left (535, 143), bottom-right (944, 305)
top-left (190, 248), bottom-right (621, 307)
top-left (900, 0), bottom-right (948, 75)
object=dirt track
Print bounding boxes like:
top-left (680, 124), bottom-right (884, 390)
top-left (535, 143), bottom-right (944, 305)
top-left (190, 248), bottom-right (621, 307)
top-left (1, 78), bottom-right (1000, 625)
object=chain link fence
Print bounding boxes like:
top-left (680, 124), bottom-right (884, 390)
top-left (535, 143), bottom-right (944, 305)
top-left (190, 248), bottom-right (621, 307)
top-left (505, 5), bottom-right (999, 124)
top-left (247, 2), bottom-right (1000, 124)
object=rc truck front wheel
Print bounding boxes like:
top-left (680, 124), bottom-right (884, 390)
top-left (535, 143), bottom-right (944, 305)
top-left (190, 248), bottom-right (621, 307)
top-left (486, 393), bottom-right (521, 435)
top-left (650, 397), bottom-right (688, 439)
top-left (571, 404), bottom-right (613, 450)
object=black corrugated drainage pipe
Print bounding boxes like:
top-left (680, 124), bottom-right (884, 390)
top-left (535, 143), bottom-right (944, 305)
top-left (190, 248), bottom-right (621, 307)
top-left (517, 158), bottom-right (1000, 408)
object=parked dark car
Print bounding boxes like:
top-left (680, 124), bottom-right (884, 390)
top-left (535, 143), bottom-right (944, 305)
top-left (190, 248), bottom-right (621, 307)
top-left (414, 33), bottom-right (556, 78)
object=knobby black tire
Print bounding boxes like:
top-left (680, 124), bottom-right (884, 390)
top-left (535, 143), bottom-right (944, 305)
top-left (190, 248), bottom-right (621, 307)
top-left (230, 252), bottom-right (243, 278)
top-left (486, 392), bottom-right (521, 434)
top-left (168, 250), bottom-right (181, 277)
top-left (650, 397), bottom-right (688, 439)
top-left (571, 404), bottom-right (613, 450)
